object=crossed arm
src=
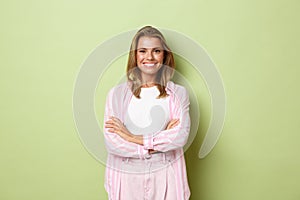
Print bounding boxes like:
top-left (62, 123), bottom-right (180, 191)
top-left (105, 116), bottom-right (180, 153)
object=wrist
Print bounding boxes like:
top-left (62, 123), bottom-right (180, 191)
top-left (130, 134), bottom-right (143, 145)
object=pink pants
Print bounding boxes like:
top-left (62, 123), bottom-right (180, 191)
top-left (119, 152), bottom-right (177, 200)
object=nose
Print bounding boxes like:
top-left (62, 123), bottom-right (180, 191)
top-left (146, 51), bottom-right (154, 60)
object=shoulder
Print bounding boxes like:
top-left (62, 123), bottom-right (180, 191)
top-left (108, 81), bottom-right (130, 94)
top-left (167, 81), bottom-right (188, 94)
top-left (167, 81), bottom-right (189, 105)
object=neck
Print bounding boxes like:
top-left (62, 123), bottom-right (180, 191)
top-left (141, 82), bottom-right (158, 88)
top-left (141, 75), bottom-right (157, 87)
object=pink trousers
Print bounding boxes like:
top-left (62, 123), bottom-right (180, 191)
top-left (118, 152), bottom-right (177, 200)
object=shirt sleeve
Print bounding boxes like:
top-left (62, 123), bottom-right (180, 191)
top-left (103, 88), bottom-right (150, 159)
top-left (143, 87), bottom-right (191, 152)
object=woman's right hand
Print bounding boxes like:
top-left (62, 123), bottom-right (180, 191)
top-left (166, 118), bottom-right (180, 130)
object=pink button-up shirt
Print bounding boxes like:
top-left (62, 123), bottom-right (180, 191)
top-left (103, 80), bottom-right (191, 200)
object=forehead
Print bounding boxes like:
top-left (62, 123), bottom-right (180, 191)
top-left (137, 36), bottom-right (163, 49)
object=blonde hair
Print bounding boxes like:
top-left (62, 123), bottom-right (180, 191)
top-left (126, 26), bottom-right (175, 98)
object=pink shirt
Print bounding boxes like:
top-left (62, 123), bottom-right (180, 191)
top-left (103, 81), bottom-right (191, 200)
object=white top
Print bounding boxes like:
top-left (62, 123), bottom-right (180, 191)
top-left (124, 86), bottom-right (170, 135)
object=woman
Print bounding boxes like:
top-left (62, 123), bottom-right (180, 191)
top-left (103, 26), bottom-right (191, 200)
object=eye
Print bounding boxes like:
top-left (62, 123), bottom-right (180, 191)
top-left (138, 50), bottom-right (146, 53)
top-left (154, 49), bottom-right (161, 53)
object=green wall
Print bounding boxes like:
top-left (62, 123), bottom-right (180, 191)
top-left (1, 0), bottom-right (300, 199)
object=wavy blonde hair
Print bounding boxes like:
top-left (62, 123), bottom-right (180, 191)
top-left (126, 26), bottom-right (175, 99)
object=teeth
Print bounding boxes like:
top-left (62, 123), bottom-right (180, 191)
top-left (144, 63), bottom-right (156, 67)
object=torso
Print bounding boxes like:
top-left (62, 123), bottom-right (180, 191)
top-left (124, 86), bottom-right (170, 135)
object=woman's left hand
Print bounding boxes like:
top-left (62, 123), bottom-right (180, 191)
top-left (105, 116), bottom-right (131, 139)
top-left (105, 116), bottom-right (143, 145)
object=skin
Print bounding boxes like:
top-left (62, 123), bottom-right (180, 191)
top-left (105, 36), bottom-right (180, 153)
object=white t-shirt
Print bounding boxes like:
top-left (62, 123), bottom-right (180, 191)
top-left (124, 86), bottom-right (170, 135)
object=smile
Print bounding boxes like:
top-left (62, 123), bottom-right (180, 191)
top-left (143, 63), bottom-right (157, 67)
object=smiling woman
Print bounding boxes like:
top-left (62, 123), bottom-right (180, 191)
top-left (103, 26), bottom-right (191, 200)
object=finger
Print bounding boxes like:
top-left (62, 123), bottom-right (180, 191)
top-left (109, 117), bottom-right (120, 124)
top-left (172, 120), bottom-right (180, 126)
top-left (106, 120), bottom-right (121, 127)
top-left (166, 123), bottom-right (173, 129)
top-left (171, 119), bottom-right (180, 125)
top-left (170, 119), bottom-right (179, 123)
top-left (108, 128), bottom-right (123, 134)
top-left (105, 120), bottom-right (114, 124)
top-left (112, 117), bottom-right (123, 125)
top-left (108, 128), bottom-right (115, 133)
top-left (106, 119), bottom-right (120, 124)
top-left (172, 120), bottom-right (179, 125)
top-left (171, 120), bottom-right (178, 124)
top-left (168, 120), bottom-right (180, 129)
top-left (170, 124), bottom-right (179, 129)
top-left (111, 117), bottom-right (124, 124)
top-left (169, 120), bottom-right (179, 126)
top-left (110, 116), bottom-right (118, 121)
top-left (105, 124), bottom-right (115, 128)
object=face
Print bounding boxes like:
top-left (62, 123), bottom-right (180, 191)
top-left (136, 36), bottom-right (164, 82)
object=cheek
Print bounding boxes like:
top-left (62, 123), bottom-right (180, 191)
top-left (136, 54), bottom-right (143, 63)
top-left (155, 54), bottom-right (164, 63)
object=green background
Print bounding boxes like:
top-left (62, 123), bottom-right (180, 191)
top-left (1, 0), bottom-right (299, 199)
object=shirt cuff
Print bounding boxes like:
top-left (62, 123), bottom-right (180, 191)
top-left (143, 133), bottom-right (154, 150)
top-left (138, 145), bottom-right (151, 159)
